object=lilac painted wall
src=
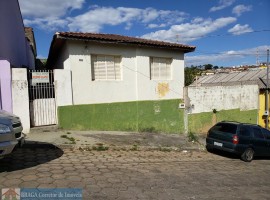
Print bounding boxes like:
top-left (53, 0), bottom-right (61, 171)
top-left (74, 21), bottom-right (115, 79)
top-left (0, 60), bottom-right (12, 112)
top-left (0, 0), bottom-right (35, 68)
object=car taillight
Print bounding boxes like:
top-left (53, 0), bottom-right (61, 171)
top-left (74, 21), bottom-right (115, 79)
top-left (233, 135), bottom-right (239, 144)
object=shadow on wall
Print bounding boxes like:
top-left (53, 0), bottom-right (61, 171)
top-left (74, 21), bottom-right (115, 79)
top-left (0, 141), bottom-right (63, 172)
top-left (188, 109), bottom-right (258, 134)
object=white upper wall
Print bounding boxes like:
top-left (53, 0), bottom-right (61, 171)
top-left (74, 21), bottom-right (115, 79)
top-left (186, 85), bottom-right (259, 114)
top-left (136, 48), bottom-right (184, 101)
top-left (57, 40), bottom-right (185, 105)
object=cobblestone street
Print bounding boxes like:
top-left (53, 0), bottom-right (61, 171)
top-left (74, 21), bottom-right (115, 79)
top-left (1, 142), bottom-right (270, 200)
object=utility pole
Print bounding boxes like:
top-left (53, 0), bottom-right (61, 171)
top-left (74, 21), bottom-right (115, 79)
top-left (256, 48), bottom-right (259, 66)
top-left (266, 49), bottom-right (269, 129)
top-left (176, 34), bottom-right (180, 43)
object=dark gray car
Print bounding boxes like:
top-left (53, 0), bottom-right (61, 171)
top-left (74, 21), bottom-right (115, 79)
top-left (0, 110), bottom-right (24, 158)
top-left (206, 121), bottom-right (270, 162)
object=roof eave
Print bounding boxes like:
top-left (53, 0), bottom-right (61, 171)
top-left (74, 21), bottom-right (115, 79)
top-left (57, 35), bottom-right (196, 53)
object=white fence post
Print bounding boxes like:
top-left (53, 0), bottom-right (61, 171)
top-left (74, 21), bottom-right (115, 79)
top-left (54, 69), bottom-right (73, 108)
top-left (12, 68), bottom-right (30, 134)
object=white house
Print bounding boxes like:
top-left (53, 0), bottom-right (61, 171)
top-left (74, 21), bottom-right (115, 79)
top-left (47, 32), bottom-right (195, 106)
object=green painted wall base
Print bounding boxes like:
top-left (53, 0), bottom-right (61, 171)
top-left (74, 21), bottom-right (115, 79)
top-left (188, 109), bottom-right (257, 133)
top-left (58, 99), bottom-right (185, 134)
top-left (58, 101), bottom-right (257, 134)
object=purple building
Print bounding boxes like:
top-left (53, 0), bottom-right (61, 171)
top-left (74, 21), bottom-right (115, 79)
top-left (0, 0), bottom-right (36, 112)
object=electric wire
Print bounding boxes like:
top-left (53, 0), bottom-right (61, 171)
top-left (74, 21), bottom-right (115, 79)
top-left (81, 48), bottom-right (256, 120)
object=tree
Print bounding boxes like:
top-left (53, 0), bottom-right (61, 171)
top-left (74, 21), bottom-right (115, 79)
top-left (185, 67), bottom-right (201, 86)
top-left (204, 64), bottom-right (213, 70)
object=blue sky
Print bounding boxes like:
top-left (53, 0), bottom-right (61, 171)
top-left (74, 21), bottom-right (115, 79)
top-left (18, 0), bottom-right (270, 67)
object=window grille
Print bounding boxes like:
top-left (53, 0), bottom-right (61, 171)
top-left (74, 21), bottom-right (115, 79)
top-left (92, 55), bottom-right (121, 80)
top-left (150, 57), bottom-right (172, 80)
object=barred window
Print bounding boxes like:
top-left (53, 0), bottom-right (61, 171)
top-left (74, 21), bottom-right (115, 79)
top-left (91, 55), bottom-right (121, 80)
top-left (150, 57), bottom-right (172, 80)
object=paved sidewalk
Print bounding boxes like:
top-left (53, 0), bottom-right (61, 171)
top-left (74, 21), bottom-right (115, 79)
top-left (1, 128), bottom-right (270, 199)
top-left (26, 127), bottom-right (206, 151)
top-left (1, 144), bottom-right (270, 200)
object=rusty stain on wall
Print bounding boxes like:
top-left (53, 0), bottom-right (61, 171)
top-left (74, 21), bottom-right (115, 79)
top-left (157, 82), bottom-right (169, 98)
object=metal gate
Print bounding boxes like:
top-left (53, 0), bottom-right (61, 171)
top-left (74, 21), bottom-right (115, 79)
top-left (28, 70), bottom-right (57, 127)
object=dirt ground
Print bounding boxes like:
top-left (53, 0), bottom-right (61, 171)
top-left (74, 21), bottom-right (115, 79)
top-left (27, 126), bottom-right (206, 151)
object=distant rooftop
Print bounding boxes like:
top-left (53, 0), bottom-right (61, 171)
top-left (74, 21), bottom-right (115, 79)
top-left (24, 27), bottom-right (37, 56)
top-left (189, 68), bottom-right (269, 89)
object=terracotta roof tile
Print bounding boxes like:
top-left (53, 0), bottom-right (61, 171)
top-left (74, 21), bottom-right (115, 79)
top-left (56, 32), bottom-right (196, 52)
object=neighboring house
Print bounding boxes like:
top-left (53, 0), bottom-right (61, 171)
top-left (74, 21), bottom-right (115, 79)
top-left (0, 0), bottom-right (36, 133)
top-left (186, 68), bottom-right (269, 127)
top-left (25, 27), bottom-right (37, 64)
top-left (47, 32), bottom-right (195, 105)
top-left (0, 0), bottom-right (36, 112)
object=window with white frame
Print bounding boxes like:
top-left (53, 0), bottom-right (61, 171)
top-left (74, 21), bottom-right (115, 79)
top-left (91, 55), bottom-right (121, 80)
top-left (150, 57), bottom-right (172, 80)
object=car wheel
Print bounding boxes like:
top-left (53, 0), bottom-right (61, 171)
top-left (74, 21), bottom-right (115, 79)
top-left (241, 148), bottom-right (254, 162)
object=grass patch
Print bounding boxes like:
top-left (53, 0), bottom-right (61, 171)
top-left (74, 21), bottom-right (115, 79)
top-left (92, 143), bottom-right (109, 151)
top-left (130, 144), bottom-right (139, 151)
top-left (60, 134), bottom-right (76, 144)
top-left (159, 147), bottom-right (172, 152)
top-left (187, 132), bottom-right (198, 142)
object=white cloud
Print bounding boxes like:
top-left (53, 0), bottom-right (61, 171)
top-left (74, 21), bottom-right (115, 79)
top-left (24, 18), bottom-right (68, 31)
top-left (19, 0), bottom-right (85, 18)
top-left (20, 2), bottom-right (188, 32)
top-left (232, 5), bottom-right (252, 16)
top-left (147, 23), bottom-right (167, 29)
top-left (228, 24), bottom-right (253, 35)
top-left (68, 6), bottom-right (187, 32)
top-left (210, 0), bottom-right (235, 12)
top-left (141, 17), bottom-right (237, 43)
top-left (186, 45), bottom-right (270, 66)
top-left (67, 7), bottom-right (141, 32)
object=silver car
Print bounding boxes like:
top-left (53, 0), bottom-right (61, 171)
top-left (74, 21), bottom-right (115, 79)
top-left (0, 110), bottom-right (25, 158)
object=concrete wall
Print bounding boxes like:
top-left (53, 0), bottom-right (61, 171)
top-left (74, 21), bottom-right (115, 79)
top-left (56, 40), bottom-right (185, 105)
top-left (12, 68), bottom-right (30, 133)
top-left (0, 60), bottom-right (12, 112)
top-left (186, 85), bottom-right (259, 114)
top-left (58, 99), bottom-right (184, 133)
top-left (54, 69), bottom-right (73, 106)
top-left (0, 0), bottom-right (35, 68)
top-left (258, 90), bottom-right (270, 128)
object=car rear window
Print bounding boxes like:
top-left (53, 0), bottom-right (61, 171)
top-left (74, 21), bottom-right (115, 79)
top-left (211, 123), bottom-right (237, 134)
top-left (239, 126), bottom-right (252, 137)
